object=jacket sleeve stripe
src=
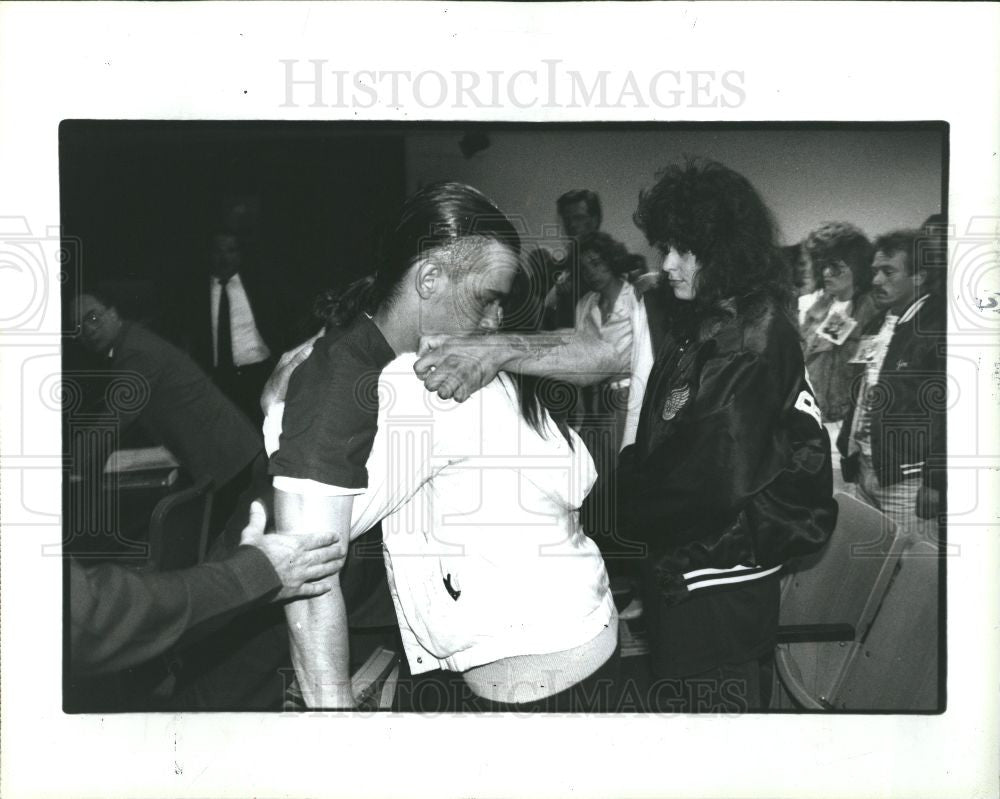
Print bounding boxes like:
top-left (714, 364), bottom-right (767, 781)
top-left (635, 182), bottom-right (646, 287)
top-left (685, 564), bottom-right (781, 591)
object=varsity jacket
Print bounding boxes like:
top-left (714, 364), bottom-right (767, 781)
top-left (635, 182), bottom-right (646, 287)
top-left (618, 296), bottom-right (837, 606)
top-left (837, 295), bottom-right (946, 495)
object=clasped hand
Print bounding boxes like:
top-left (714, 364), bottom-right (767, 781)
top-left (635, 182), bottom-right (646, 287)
top-left (414, 334), bottom-right (504, 402)
top-left (239, 500), bottom-right (346, 601)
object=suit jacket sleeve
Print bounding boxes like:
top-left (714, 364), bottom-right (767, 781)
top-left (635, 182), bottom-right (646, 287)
top-left (104, 341), bottom-right (160, 432)
top-left (69, 547), bottom-right (280, 676)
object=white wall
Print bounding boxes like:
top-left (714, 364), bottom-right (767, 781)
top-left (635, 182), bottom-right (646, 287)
top-left (405, 127), bottom-right (943, 266)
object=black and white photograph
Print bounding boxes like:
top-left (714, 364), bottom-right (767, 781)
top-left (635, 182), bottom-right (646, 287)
top-left (59, 121), bottom-right (948, 717)
top-left (1, 4), bottom-right (998, 799)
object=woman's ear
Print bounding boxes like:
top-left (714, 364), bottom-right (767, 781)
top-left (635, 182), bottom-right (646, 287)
top-left (415, 259), bottom-right (444, 299)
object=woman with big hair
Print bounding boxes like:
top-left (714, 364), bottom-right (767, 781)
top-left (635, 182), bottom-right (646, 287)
top-left (621, 158), bottom-right (836, 711)
top-left (799, 222), bottom-right (880, 428)
top-left (268, 181), bottom-right (617, 710)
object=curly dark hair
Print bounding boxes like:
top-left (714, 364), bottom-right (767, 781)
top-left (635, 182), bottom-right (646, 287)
top-left (578, 231), bottom-right (632, 276)
top-left (633, 158), bottom-right (791, 315)
top-left (803, 221), bottom-right (874, 300)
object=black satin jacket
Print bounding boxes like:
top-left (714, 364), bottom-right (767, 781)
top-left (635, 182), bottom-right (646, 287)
top-left (619, 296), bottom-right (837, 605)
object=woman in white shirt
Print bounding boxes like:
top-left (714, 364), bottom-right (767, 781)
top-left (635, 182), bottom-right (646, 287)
top-left (573, 232), bottom-right (636, 450)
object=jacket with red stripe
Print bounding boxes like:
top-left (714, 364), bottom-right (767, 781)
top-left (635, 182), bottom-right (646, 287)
top-left (618, 295), bottom-right (837, 606)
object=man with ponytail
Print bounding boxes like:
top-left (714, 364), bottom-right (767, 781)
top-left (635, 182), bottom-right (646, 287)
top-left (268, 182), bottom-right (618, 710)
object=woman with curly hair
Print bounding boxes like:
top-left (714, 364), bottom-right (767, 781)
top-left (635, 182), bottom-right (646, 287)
top-left (621, 158), bottom-right (836, 711)
top-left (799, 222), bottom-right (880, 429)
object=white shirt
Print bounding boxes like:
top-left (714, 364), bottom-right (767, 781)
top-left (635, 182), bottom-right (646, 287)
top-left (210, 273), bottom-right (272, 367)
top-left (798, 289), bottom-right (824, 326)
top-left (621, 294), bottom-right (655, 450)
top-left (575, 281), bottom-right (637, 363)
top-left (267, 354), bottom-right (614, 674)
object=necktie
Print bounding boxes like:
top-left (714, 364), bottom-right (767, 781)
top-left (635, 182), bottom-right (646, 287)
top-left (217, 277), bottom-right (234, 371)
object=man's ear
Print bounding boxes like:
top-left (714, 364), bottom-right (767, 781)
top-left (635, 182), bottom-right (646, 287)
top-left (415, 259), bottom-right (444, 299)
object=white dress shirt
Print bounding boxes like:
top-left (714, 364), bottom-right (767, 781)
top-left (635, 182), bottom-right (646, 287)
top-left (210, 272), bottom-right (272, 367)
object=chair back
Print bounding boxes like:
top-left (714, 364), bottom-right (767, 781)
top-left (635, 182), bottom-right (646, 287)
top-left (781, 492), bottom-right (907, 633)
top-left (147, 476), bottom-right (214, 572)
top-left (831, 539), bottom-right (941, 710)
top-left (775, 491), bottom-right (910, 708)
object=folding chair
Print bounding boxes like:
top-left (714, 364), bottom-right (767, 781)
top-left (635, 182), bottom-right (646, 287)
top-left (830, 539), bottom-right (941, 711)
top-left (146, 476), bottom-right (214, 572)
top-left (774, 491), bottom-right (910, 709)
top-left (125, 475), bottom-right (214, 705)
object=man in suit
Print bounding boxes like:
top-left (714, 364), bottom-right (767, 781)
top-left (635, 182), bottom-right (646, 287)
top-left (837, 228), bottom-right (946, 542)
top-left (74, 286), bottom-right (265, 539)
top-left (193, 231), bottom-right (292, 425)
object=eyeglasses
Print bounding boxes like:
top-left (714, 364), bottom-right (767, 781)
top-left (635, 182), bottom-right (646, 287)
top-left (819, 261), bottom-right (849, 276)
top-left (80, 309), bottom-right (106, 327)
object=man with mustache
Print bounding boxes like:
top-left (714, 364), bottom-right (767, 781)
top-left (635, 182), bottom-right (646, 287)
top-left (837, 227), bottom-right (946, 542)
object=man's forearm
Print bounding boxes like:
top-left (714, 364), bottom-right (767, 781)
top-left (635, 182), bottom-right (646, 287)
top-left (416, 323), bottom-right (630, 401)
top-left (284, 580), bottom-right (353, 708)
top-left (275, 489), bottom-right (354, 708)
top-left (492, 329), bottom-right (626, 386)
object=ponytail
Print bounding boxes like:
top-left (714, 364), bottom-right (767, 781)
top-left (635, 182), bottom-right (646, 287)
top-left (313, 274), bottom-right (378, 331)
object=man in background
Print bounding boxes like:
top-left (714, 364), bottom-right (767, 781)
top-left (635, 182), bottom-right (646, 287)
top-left (74, 286), bottom-right (264, 542)
top-left (542, 189), bottom-right (604, 329)
top-left (192, 231), bottom-right (293, 426)
top-left (838, 227), bottom-right (946, 542)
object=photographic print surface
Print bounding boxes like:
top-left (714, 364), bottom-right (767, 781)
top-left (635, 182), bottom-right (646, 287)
top-left (60, 121), bottom-right (947, 716)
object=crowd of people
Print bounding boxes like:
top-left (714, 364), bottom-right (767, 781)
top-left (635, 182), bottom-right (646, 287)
top-left (66, 157), bottom-right (946, 713)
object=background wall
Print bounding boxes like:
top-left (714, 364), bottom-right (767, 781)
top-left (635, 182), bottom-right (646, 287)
top-left (406, 126), bottom-right (945, 265)
top-left (61, 122), bottom-right (945, 339)
top-left (60, 121), bottom-right (407, 334)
